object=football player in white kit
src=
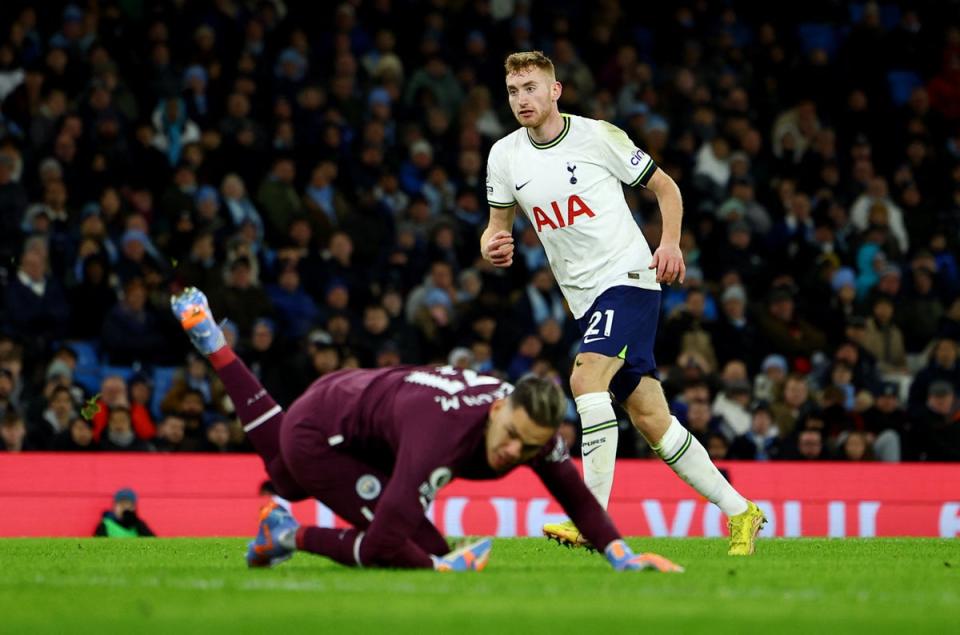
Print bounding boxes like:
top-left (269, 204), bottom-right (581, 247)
top-left (481, 51), bottom-right (765, 555)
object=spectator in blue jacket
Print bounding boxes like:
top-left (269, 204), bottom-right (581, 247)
top-left (265, 261), bottom-right (320, 341)
top-left (3, 241), bottom-right (70, 345)
top-left (100, 277), bottom-right (166, 366)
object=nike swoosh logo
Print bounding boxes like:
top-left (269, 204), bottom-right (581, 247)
top-left (515, 180), bottom-right (531, 190)
top-left (582, 446), bottom-right (603, 456)
top-left (583, 336), bottom-right (606, 344)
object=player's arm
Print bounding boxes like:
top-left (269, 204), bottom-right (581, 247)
top-left (357, 437), bottom-right (464, 569)
top-left (356, 468), bottom-right (437, 568)
top-left (482, 142), bottom-right (517, 267)
top-left (645, 167), bottom-right (686, 285)
top-left (597, 120), bottom-right (686, 284)
top-left (480, 205), bottom-right (516, 267)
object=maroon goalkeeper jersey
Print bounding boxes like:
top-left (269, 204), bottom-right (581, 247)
top-left (282, 365), bottom-right (620, 558)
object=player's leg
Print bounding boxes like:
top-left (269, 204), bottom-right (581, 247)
top-left (248, 452), bottom-right (448, 568)
top-left (624, 376), bottom-right (746, 512)
top-left (171, 287), bottom-right (306, 500)
top-left (569, 289), bottom-right (646, 511)
top-left (542, 291), bottom-right (628, 547)
top-left (542, 354), bottom-right (619, 547)
top-left (568, 351), bottom-right (622, 509)
top-left (588, 285), bottom-right (764, 554)
top-left (589, 285), bottom-right (750, 518)
top-left (623, 377), bottom-right (765, 555)
top-left (277, 425), bottom-right (449, 568)
top-left (295, 514), bottom-right (482, 572)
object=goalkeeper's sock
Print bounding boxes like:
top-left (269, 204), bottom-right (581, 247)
top-left (211, 349), bottom-right (308, 500)
top-left (652, 416), bottom-right (748, 517)
top-left (296, 527), bottom-right (435, 568)
top-left (210, 347), bottom-right (283, 461)
top-left (576, 392), bottom-right (620, 510)
top-left (296, 526), bottom-right (362, 566)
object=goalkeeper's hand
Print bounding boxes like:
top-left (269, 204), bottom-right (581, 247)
top-left (604, 539), bottom-right (685, 572)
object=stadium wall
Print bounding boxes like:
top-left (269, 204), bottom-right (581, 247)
top-left (2, 455), bottom-right (958, 538)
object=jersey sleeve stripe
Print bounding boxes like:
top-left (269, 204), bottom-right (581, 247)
top-left (629, 160), bottom-right (657, 188)
top-left (488, 200), bottom-right (516, 208)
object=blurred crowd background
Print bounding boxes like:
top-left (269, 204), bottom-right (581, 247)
top-left (0, 1), bottom-right (958, 461)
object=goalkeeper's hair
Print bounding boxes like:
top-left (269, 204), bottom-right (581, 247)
top-left (510, 375), bottom-right (565, 430)
top-left (504, 51), bottom-right (556, 79)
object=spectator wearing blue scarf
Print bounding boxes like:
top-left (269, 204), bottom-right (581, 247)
top-left (221, 174), bottom-right (265, 241)
top-left (151, 97), bottom-right (200, 166)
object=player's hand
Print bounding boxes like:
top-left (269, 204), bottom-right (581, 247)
top-left (604, 539), bottom-right (684, 572)
top-left (649, 243), bottom-right (686, 284)
top-left (482, 231), bottom-right (514, 267)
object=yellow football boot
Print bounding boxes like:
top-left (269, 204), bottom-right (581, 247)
top-left (727, 501), bottom-right (766, 556)
top-left (543, 520), bottom-right (591, 549)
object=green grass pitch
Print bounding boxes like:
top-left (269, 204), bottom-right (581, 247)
top-left (0, 538), bottom-right (956, 634)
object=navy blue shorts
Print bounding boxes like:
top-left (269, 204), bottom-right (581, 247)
top-left (575, 286), bottom-right (661, 403)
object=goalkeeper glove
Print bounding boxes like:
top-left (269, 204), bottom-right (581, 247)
top-left (604, 539), bottom-right (684, 572)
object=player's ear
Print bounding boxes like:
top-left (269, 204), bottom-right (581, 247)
top-left (489, 398), bottom-right (507, 419)
top-left (552, 81), bottom-right (562, 102)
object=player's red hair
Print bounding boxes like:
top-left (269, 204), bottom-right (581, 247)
top-left (504, 51), bottom-right (556, 79)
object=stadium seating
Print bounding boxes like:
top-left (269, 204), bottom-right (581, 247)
top-left (66, 340), bottom-right (102, 395)
top-left (887, 70), bottom-right (922, 106)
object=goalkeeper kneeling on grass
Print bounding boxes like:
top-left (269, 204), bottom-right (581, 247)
top-left (171, 287), bottom-right (683, 573)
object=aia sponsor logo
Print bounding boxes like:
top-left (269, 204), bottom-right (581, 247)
top-left (531, 194), bottom-right (595, 232)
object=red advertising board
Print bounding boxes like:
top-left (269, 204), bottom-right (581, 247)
top-left (1, 454), bottom-right (958, 538)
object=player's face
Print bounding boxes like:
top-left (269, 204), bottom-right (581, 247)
top-left (506, 68), bottom-right (559, 129)
top-left (486, 400), bottom-right (556, 473)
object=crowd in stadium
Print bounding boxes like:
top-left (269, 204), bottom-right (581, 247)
top-left (0, 1), bottom-right (958, 461)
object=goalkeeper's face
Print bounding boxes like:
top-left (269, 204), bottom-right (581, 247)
top-left (485, 399), bottom-right (555, 473)
top-left (506, 67), bottom-right (560, 129)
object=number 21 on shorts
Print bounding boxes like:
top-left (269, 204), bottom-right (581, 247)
top-left (584, 310), bottom-right (614, 342)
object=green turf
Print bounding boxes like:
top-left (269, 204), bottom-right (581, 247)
top-left (0, 538), bottom-right (956, 634)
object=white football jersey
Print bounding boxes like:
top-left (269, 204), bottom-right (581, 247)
top-left (486, 114), bottom-right (660, 318)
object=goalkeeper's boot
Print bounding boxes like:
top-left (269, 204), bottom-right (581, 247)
top-left (728, 500), bottom-right (766, 556)
top-left (246, 502), bottom-right (299, 568)
top-left (170, 286), bottom-right (226, 355)
top-left (605, 540), bottom-right (684, 572)
top-left (543, 519), bottom-right (591, 549)
top-left (431, 538), bottom-right (492, 572)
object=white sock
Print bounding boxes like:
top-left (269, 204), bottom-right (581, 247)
top-left (652, 416), bottom-right (748, 517)
top-left (576, 392), bottom-right (620, 510)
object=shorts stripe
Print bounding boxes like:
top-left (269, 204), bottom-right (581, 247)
top-left (582, 420), bottom-right (618, 435)
top-left (663, 431), bottom-right (692, 465)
